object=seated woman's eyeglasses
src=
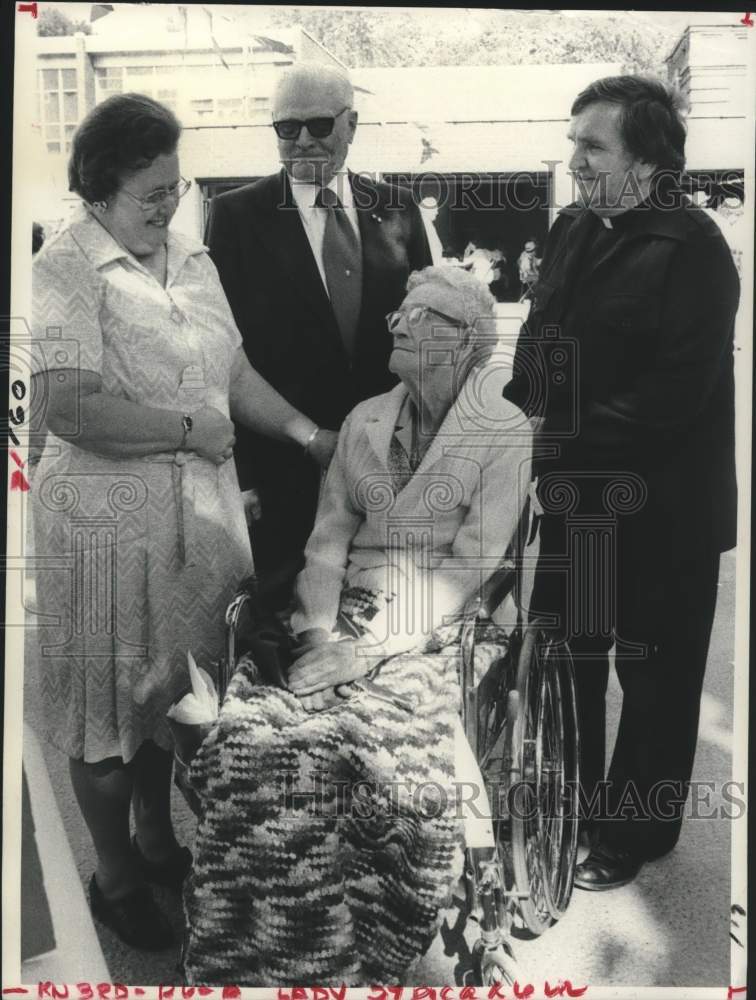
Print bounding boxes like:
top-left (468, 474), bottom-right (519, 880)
top-left (272, 107), bottom-right (350, 141)
top-left (386, 305), bottom-right (467, 332)
top-left (120, 177), bottom-right (192, 212)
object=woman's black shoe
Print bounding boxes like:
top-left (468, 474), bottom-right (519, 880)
top-left (132, 835), bottom-right (192, 891)
top-left (89, 874), bottom-right (175, 950)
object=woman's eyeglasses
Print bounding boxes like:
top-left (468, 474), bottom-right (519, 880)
top-left (386, 305), bottom-right (468, 332)
top-left (120, 177), bottom-right (192, 212)
top-left (272, 107), bottom-right (350, 141)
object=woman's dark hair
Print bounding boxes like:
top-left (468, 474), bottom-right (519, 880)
top-left (571, 75), bottom-right (687, 175)
top-left (68, 93), bottom-right (181, 203)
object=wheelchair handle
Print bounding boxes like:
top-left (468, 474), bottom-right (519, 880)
top-left (222, 589), bottom-right (251, 700)
top-left (477, 563), bottom-right (517, 621)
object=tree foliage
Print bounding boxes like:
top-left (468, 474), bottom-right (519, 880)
top-left (38, 7), bottom-right (91, 36)
top-left (264, 8), bottom-right (678, 75)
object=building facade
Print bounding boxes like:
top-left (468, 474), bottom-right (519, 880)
top-left (30, 8), bottom-right (747, 294)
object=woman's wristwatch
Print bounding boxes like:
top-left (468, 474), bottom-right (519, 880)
top-left (179, 413), bottom-right (193, 450)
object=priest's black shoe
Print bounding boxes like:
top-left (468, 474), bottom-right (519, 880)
top-left (574, 842), bottom-right (643, 891)
top-left (577, 821), bottom-right (599, 851)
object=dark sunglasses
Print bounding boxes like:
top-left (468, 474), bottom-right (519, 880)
top-left (272, 107), bottom-right (350, 141)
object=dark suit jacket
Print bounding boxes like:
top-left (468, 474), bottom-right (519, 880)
top-left (206, 169), bottom-right (431, 596)
top-left (504, 190), bottom-right (739, 556)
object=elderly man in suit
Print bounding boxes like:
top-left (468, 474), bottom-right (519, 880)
top-left (206, 62), bottom-right (431, 606)
top-left (504, 76), bottom-right (739, 890)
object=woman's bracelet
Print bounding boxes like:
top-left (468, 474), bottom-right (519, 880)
top-left (303, 426), bottom-right (320, 455)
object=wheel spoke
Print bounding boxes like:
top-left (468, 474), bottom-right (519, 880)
top-left (509, 630), bottom-right (581, 932)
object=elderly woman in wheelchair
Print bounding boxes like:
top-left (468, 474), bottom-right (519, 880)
top-left (182, 267), bottom-right (576, 986)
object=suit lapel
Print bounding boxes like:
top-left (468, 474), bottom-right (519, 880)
top-left (578, 203), bottom-right (683, 284)
top-left (548, 210), bottom-right (598, 318)
top-left (353, 173), bottom-right (386, 312)
top-left (364, 384), bottom-right (407, 465)
top-left (558, 203), bottom-right (673, 290)
top-left (414, 397), bottom-right (469, 475)
top-left (249, 171), bottom-right (340, 342)
top-left (364, 384), bottom-right (474, 480)
top-left (352, 172), bottom-right (382, 249)
top-left (352, 175), bottom-right (405, 370)
top-left (361, 382), bottom-right (495, 520)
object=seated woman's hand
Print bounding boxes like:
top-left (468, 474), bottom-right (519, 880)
top-left (188, 406), bottom-right (235, 465)
top-left (288, 638), bottom-right (376, 697)
top-left (295, 628), bottom-right (332, 653)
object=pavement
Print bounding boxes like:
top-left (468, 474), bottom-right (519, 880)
top-left (19, 548), bottom-right (741, 991)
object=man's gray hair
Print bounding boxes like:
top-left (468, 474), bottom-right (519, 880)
top-left (407, 266), bottom-right (497, 355)
top-left (272, 61), bottom-right (354, 114)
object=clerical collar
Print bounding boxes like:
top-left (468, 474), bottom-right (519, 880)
top-left (594, 201), bottom-right (644, 233)
top-left (594, 184), bottom-right (668, 232)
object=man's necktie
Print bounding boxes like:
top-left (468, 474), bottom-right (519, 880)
top-left (316, 186), bottom-right (363, 358)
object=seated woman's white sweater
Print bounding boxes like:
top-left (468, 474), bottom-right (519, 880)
top-left (291, 377), bottom-right (533, 656)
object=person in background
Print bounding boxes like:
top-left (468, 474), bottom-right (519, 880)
top-left (205, 62), bottom-right (431, 608)
top-left (31, 93), bottom-right (337, 952)
top-left (517, 238), bottom-right (541, 299)
top-left (419, 194), bottom-right (445, 265)
top-left (487, 247), bottom-right (509, 301)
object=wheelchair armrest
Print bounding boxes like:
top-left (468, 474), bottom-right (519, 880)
top-left (222, 577), bottom-right (293, 698)
top-left (468, 492), bottom-right (533, 623)
top-left (478, 562), bottom-right (517, 621)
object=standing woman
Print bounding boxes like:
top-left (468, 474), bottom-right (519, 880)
top-left (31, 93), bottom-right (337, 951)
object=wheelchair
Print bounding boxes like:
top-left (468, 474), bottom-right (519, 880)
top-left (452, 502), bottom-right (579, 984)
top-left (205, 499), bottom-right (580, 987)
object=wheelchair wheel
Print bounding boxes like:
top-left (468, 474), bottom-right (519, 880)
top-left (472, 940), bottom-right (519, 987)
top-left (547, 641), bottom-right (579, 918)
top-left (509, 626), bottom-right (578, 935)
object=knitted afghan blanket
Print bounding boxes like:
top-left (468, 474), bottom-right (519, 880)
top-left (182, 644), bottom-right (466, 986)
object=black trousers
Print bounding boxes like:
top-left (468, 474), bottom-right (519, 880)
top-left (249, 457), bottom-right (322, 610)
top-left (531, 504), bottom-right (722, 862)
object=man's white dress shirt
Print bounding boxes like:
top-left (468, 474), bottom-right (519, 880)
top-left (289, 173), bottom-right (362, 295)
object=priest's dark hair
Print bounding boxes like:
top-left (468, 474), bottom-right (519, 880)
top-left (572, 75), bottom-right (687, 176)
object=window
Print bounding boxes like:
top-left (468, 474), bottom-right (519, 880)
top-left (183, 62), bottom-right (249, 121)
top-left (39, 66), bottom-right (79, 154)
top-left (217, 98), bottom-right (244, 121)
top-left (96, 65), bottom-right (179, 111)
top-left (95, 66), bottom-right (124, 97)
top-left (190, 99), bottom-right (214, 117)
top-left (94, 62), bottom-right (248, 121)
top-left (157, 88), bottom-right (179, 109)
